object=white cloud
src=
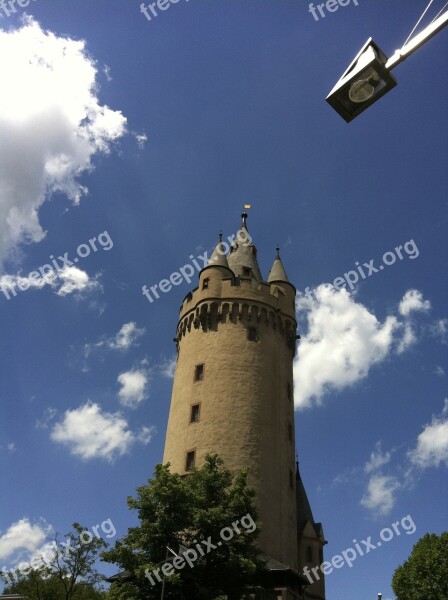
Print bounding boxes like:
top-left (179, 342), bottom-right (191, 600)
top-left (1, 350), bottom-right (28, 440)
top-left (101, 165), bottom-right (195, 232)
top-left (0, 265), bottom-right (101, 299)
top-left (397, 322), bottom-right (416, 354)
top-left (364, 441), bottom-right (392, 474)
top-left (56, 267), bottom-right (100, 296)
top-left (51, 402), bottom-right (151, 461)
top-left (136, 425), bottom-right (156, 444)
top-left (293, 285), bottom-right (398, 409)
top-left (103, 64), bottom-right (112, 82)
top-left (84, 322), bottom-right (145, 360)
top-left (431, 318), bottom-right (448, 343)
top-left (108, 322), bottom-right (145, 351)
top-left (293, 286), bottom-right (437, 409)
top-left (0, 17), bottom-right (126, 265)
top-left (435, 366), bottom-right (445, 377)
top-left (399, 289), bottom-right (431, 317)
top-left (117, 368), bottom-right (149, 408)
top-left (159, 356), bottom-right (177, 379)
top-left (35, 407), bottom-right (58, 430)
top-left (361, 474), bottom-right (400, 515)
top-left (359, 402), bottom-right (448, 514)
top-left (408, 414), bottom-right (448, 469)
top-left (0, 519), bottom-right (51, 562)
top-left (135, 133), bottom-right (148, 149)
top-left (332, 466), bottom-right (360, 486)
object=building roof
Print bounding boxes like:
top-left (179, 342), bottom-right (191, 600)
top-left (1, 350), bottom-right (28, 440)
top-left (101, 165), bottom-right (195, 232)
top-left (262, 554), bottom-right (295, 572)
top-left (208, 232), bottom-right (230, 268)
top-left (227, 211), bottom-right (263, 282)
top-left (296, 462), bottom-right (327, 544)
top-left (296, 463), bottom-right (326, 543)
top-left (106, 570), bottom-right (133, 583)
top-left (296, 462), bottom-right (315, 534)
top-left (268, 246), bottom-right (289, 283)
top-left (260, 554), bottom-right (311, 585)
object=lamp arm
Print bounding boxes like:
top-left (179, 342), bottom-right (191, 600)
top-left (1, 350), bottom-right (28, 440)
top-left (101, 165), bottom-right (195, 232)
top-left (386, 10), bottom-right (448, 70)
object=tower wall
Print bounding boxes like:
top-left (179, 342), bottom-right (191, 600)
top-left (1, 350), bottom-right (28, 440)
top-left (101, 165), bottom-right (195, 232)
top-left (163, 265), bottom-right (300, 569)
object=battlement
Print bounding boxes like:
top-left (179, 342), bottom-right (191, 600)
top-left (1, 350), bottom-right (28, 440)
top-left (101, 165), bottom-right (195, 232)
top-left (179, 264), bottom-right (296, 320)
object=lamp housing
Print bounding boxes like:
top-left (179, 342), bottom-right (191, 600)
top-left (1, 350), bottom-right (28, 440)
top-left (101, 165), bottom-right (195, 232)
top-left (326, 38), bottom-right (397, 123)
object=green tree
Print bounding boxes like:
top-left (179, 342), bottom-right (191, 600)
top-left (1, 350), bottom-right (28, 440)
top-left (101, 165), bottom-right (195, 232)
top-left (102, 454), bottom-right (263, 600)
top-left (1, 523), bottom-right (109, 600)
top-left (392, 532), bottom-right (448, 600)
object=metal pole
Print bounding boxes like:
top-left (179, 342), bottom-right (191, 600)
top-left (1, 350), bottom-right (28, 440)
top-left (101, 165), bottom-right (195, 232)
top-left (386, 10), bottom-right (448, 70)
top-left (160, 548), bottom-right (169, 600)
top-left (160, 572), bottom-right (166, 600)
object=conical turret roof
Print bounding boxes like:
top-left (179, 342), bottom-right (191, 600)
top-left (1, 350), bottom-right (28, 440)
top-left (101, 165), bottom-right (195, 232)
top-left (208, 233), bottom-right (230, 268)
top-left (268, 247), bottom-right (289, 283)
top-left (227, 211), bottom-right (263, 281)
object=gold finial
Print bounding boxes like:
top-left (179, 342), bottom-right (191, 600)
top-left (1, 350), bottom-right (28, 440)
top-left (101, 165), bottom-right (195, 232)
top-left (241, 204), bottom-right (251, 228)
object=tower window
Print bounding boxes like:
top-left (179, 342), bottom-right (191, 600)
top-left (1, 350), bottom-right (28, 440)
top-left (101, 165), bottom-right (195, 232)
top-left (289, 469), bottom-right (294, 489)
top-left (288, 423), bottom-right (293, 442)
top-left (242, 267), bottom-right (251, 276)
top-left (190, 404), bottom-right (200, 423)
top-left (202, 278), bottom-right (210, 290)
top-left (248, 327), bottom-right (258, 342)
top-left (185, 450), bottom-right (196, 471)
top-left (194, 364), bottom-right (204, 382)
top-left (287, 383), bottom-right (292, 401)
top-left (307, 546), bottom-right (313, 563)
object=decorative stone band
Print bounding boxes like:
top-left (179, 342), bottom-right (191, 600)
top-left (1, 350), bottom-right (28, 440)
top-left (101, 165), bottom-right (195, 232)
top-left (175, 299), bottom-right (298, 355)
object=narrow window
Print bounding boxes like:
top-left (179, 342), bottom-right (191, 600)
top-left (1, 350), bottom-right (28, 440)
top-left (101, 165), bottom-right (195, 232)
top-left (287, 383), bottom-right (292, 401)
top-left (185, 451), bottom-right (196, 471)
top-left (248, 327), bottom-right (258, 342)
top-left (307, 546), bottom-right (313, 563)
top-left (289, 469), bottom-right (294, 489)
top-left (242, 267), bottom-right (251, 277)
top-left (194, 364), bottom-right (204, 382)
top-left (288, 423), bottom-right (293, 442)
top-left (202, 278), bottom-right (210, 290)
top-left (190, 404), bottom-right (200, 423)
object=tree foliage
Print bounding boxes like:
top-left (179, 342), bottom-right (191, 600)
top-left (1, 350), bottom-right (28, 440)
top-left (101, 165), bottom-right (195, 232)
top-left (392, 532), bottom-right (448, 600)
top-left (102, 454), bottom-right (263, 600)
top-left (1, 522), bottom-right (108, 600)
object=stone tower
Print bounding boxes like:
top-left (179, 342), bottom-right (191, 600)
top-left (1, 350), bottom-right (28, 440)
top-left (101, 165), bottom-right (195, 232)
top-left (163, 212), bottom-right (326, 599)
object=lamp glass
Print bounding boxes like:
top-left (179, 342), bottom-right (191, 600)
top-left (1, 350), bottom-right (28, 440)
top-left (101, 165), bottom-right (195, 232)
top-left (348, 67), bottom-right (387, 104)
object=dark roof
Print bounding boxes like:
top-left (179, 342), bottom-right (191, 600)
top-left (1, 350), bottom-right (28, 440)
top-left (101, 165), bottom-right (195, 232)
top-left (260, 554), bottom-right (310, 585)
top-left (262, 554), bottom-right (294, 572)
top-left (296, 464), bottom-right (315, 533)
top-left (106, 570), bottom-right (133, 583)
top-left (296, 465), bottom-right (327, 541)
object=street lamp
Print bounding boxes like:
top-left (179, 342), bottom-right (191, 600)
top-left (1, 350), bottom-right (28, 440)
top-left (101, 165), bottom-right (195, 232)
top-left (326, 9), bottom-right (448, 122)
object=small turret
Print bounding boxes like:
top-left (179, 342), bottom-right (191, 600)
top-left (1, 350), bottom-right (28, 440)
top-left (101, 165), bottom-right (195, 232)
top-left (268, 246), bottom-right (289, 283)
top-left (227, 211), bottom-right (263, 281)
top-left (208, 232), bottom-right (230, 268)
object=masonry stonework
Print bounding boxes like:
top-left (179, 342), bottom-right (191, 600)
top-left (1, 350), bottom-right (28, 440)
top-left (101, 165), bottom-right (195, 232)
top-left (163, 213), bottom-right (326, 599)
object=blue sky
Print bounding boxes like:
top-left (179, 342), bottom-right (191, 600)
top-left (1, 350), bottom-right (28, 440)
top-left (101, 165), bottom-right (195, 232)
top-left (0, 1), bottom-right (447, 598)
